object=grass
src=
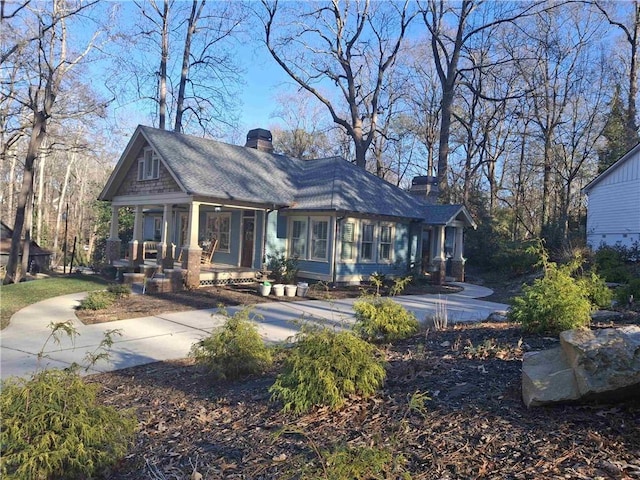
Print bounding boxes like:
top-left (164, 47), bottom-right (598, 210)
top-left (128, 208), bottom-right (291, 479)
top-left (0, 274), bottom-right (109, 330)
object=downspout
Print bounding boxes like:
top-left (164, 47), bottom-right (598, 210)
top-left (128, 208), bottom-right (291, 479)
top-left (332, 215), bottom-right (344, 286)
top-left (262, 207), bottom-right (273, 271)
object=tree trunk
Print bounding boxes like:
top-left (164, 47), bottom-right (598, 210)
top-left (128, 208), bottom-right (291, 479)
top-left (158, 0), bottom-right (169, 129)
top-left (175, 0), bottom-right (203, 133)
top-left (35, 141), bottom-right (46, 245)
top-left (629, 1), bottom-right (640, 132)
top-left (5, 111), bottom-right (46, 283)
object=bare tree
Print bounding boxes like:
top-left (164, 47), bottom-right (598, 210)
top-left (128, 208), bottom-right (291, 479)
top-left (2, 0), bottom-right (101, 283)
top-left (260, 0), bottom-right (416, 170)
top-left (419, 0), bottom-right (548, 201)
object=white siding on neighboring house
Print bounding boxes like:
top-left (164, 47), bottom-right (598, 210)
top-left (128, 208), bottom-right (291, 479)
top-left (585, 148), bottom-right (640, 249)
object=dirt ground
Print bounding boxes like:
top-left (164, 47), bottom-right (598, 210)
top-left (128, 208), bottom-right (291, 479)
top-left (80, 279), bottom-right (640, 479)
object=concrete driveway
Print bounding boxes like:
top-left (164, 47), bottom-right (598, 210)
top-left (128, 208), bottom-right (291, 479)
top-left (0, 283), bottom-right (508, 379)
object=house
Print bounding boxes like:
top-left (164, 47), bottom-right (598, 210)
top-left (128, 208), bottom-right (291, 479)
top-left (583, 144), bottom-right (640, 250)
top-left (1, 221), bottom-right (52, 273)
top-left (98, 126), bottom-right (475, 289)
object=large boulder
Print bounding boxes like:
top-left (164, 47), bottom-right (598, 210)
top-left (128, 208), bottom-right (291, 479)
top-left (522, 326), bottom-right (640, 408)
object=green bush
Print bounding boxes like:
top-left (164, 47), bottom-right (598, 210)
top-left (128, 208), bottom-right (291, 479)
top-left (267, 251), bottom-right (299, 284)
top-left (306, 445), bottom-right (410, 480)
top-left (190, 307), bottom-right (273, 380)
top-left (509, 258), bottom-right (593, 335)
top-left (270, 328), bottom-right (386, 414)
top-left (106, 283), bottom-right (131, 297)
top-left (77, 290), bottom-right (116, 310)
top-left (615, 278), bottom-right (640, 305)
top-left (353, 298), bottom-right (419, 343)
top-left (1, 369), bottom-right (136, 479)
top-left (594, 247), bottom-right (631, 283)
top-left (577, 272), bottom-right (613, 309)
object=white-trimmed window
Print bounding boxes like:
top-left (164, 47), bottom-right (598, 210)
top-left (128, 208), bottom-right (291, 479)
top-left (138, 148), bottom-right (160, 181)
top-left (360, 222), bottom-right (375, 261)
top-left (290, 218), bottom-right (307, 258)
top-left (340, 221), bottom-right (356, 261)
top-left (204, 212), bottom-right (231, 252)
top-left (379, 224), bottom-right (393, 261)
top-left (311, 219), bottom-right (329, 261)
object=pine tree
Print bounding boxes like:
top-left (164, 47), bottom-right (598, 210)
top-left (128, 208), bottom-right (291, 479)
top-left (598, 85), bottom-right (639, 172)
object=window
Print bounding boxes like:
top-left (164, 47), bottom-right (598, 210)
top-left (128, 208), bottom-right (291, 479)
top-left (204, 212), bottom-right (231, 252)
top-left (153, 217), bottom-right (162, 241)
top-left (341, 221), bottom-right (356, 261)
top-left (379, 224), bottom-right (393, 261)
top-left (361, 223), bottom-right (374, 261)
top-left (137, 148), bottom-right (160, 181)
top-left (311, 219), bottom-right (329, 260)
top-left (290, 219), bottom-right (307, 258)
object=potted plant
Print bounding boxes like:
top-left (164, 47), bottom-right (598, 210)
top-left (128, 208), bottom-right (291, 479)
top-left (258, 281), bottom-right (272, 296)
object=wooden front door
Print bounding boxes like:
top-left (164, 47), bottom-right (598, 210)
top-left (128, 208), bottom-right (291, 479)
top-left (241, 218), bottom-right (255, 268)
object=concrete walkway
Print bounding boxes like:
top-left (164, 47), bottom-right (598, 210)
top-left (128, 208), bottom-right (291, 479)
top-left (0, 282), bottom-right (508, 379)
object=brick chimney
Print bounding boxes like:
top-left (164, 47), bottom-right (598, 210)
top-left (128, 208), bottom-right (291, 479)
top-left (410, 176), bottom-right (439, 204)
top-left (245, 128), bottom-right (273, 153)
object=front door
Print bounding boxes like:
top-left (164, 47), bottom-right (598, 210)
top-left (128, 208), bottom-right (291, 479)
top-left (241, 218), bottom-right (255, 268)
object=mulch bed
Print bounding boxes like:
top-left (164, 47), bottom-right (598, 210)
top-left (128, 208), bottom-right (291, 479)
top-left (91, 318), bottom-right (640, 479)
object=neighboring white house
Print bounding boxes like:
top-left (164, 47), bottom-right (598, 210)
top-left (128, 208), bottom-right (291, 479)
top-left (583, 144), bottom-right (640, 250)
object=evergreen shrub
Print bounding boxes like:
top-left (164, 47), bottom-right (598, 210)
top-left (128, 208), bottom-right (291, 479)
top-left (106, 283), bottom-right (131, 297)
top-left (308, 445), bottom-right (410, 480)
top-left (1, 369), bottom-right (136, 479)
top-left (191, 307), bottom-right (273, 380)
top-left (509, 248), bottom-right (594, 334)
top-left (353, 298), bottom-right (419, 343)
top-left (577, 272), bottom-right (613, 309)
top-left (77, 290), bottom-right (116, 310)
top-left (270, 328), bottom-right (386, 414)
top-left (615, 278), bottom-right (640, 305)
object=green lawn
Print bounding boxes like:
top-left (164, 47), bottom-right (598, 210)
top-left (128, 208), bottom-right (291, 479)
top-left (0, 275), bottom-right (110, 330)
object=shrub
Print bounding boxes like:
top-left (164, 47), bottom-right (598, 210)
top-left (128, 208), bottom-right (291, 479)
top-left (594, 246), bottom-right (632, 283)
top-left (509, 249), bottom-right (593, 334)
top-left (308, 445), bottom-right (409, 480)
top-left (267, 251), bottom-right (299, 284)
top-left (615, 278), bottom-right (640, 305)
top-left (270, 328), bottom-right (386, 414)
top-left (190, 307), bottom-right (273, 380)
top-left (106, 283), bottom-right (131, 297)
top-left (353, 298), bottom-right (419, 343)
top-left (1, 369), bottom-right (136, 479)
top-left (577, 272), bottom-right (613, 309)
top-left (77, 290), bottom-right (116, 310)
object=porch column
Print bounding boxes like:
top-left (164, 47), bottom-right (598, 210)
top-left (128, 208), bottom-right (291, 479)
top-left (129, 205), bottom-right (144, 268)
top-left (106, 205), bottom-right (121, 264)
top-left (432, 225), bottom-right (446, 285)
top-left (159, 204), bottom-right (173, 270)
top-left (451, 226), bottom-right (465, 282)
top-left (182, 201), bottom-right (202, 289)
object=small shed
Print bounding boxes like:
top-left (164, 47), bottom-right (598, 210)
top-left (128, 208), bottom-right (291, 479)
top-left (0, 221), bottom-right (52, 273)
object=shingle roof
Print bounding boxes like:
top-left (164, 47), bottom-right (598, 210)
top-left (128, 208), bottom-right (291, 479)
top-left (140, 126), bottom-right (300, 205)
top-left (103, 126), bottom-right (473, 225)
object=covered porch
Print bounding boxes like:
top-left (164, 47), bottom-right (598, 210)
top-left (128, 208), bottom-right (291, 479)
top-left (106, 196), bottom-right (269, 289)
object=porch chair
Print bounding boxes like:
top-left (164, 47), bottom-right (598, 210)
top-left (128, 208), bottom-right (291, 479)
top-left (201, 237), bottom-right (218, 265)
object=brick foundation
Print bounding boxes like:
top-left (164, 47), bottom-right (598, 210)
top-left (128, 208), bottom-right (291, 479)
top-left (451, 259), bottom-right (465, 282)
top-left (431, 259), bottom-right (446, 285)
top-left (106, 239), bottom-right (121, 264)
top-left (182, 247), bottom-right (202, 289)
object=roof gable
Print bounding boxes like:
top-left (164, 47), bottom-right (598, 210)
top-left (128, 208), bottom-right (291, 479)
top-left (583, 141), bottom-right (640, 193)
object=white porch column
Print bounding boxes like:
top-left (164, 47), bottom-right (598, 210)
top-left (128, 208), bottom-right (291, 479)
top-left (454, 226), bottom-right (464, 261)
top-left (183, 201), bottom-right (202, 288)
top-left (106, 205), bottom-right (121, 264)
top-left (432, 225), bottom-right (446, 285)
top-left (451, 226), bottom-right (466, 282)
top-left (187, 202), bottom-right (200, 246)
top-left (129, 205), bottom-right (144, 266)
top-left (158, 203), bottom-right (172, 268)
top-left (109, 206), bottom-right (119, 240)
